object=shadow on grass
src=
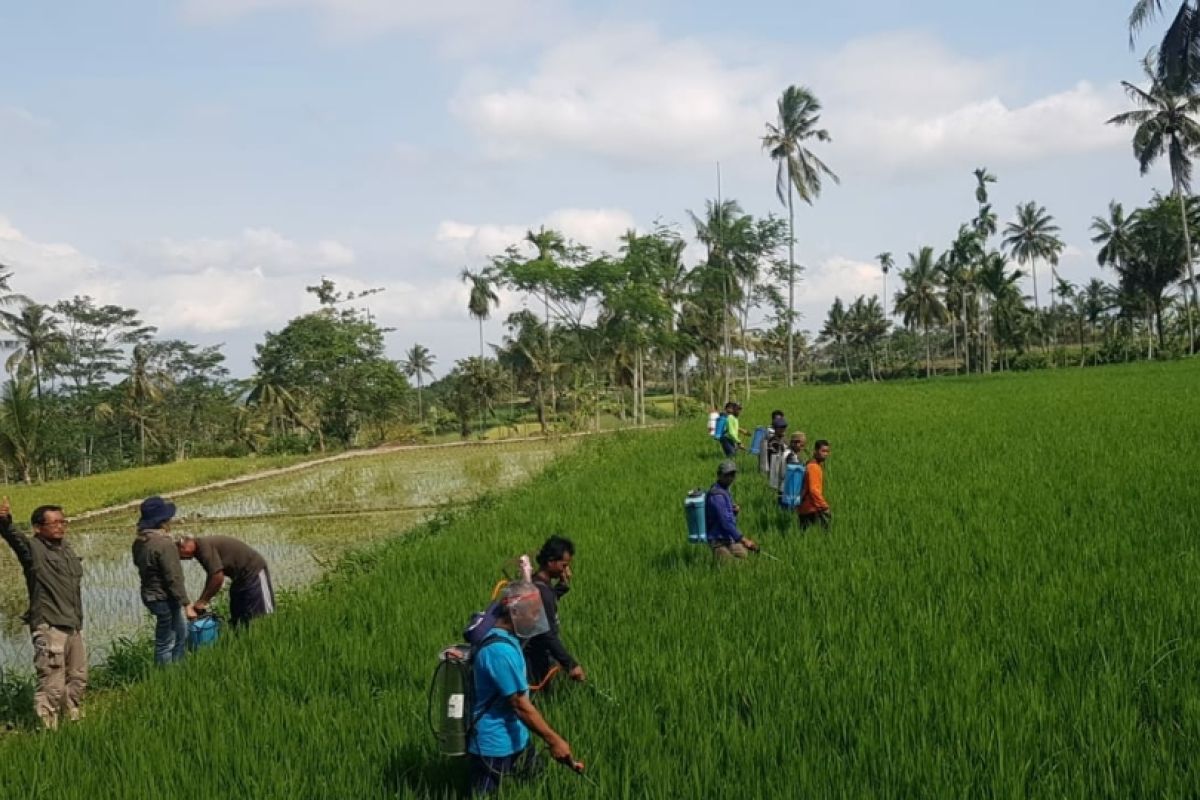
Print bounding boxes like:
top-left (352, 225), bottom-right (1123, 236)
top-left (383, 742), bottom-right (469, 799)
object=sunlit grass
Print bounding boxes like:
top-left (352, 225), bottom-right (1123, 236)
top-left (0, 360), bottom-right (1196, 797)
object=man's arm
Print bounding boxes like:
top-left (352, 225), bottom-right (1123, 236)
top-left (158, 544), bottom-right (191, 607)
top-left (712, 492), bottom-right (743, 542)
top-left (807, 464), bottom-right (829, 512)
top-left (535, 583), bottom-right (582, 679)
top-left (0, 498), bottom-right (33, 570)
top-left (194, 571), bottom-right (224, 610)
top-left (510, 692), bottom-right (572, 761)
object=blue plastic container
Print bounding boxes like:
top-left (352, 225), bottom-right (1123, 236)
top-left (749, 426), bottom-right (768, 455)
top-left (684, 490), bottom-right (707, 544)
top-left (187, 615), bottom-right (220, 651)
top-left (779, 463), bottom-right (806, 510)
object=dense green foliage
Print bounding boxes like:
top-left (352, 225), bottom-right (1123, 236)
top-left (0, 360), bottom-right (1195, 797)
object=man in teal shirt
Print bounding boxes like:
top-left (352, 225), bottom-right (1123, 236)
top-left (468, 605), bottom-right (574, 794)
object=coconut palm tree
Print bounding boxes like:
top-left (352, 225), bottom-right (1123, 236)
top-left (1129, 1), bottom-right (1200, 92)
top-left (461, 268), bottom-right (500, 360)
top-left (978, 253), bottom-right (1029, 369)
top-left (894, 247), bottom-right (949, 377)
top-left (820, 298), bottom-right (855, 382)
top-left (122, 344), bottom-right (170, 465)
top-left (1003, 202), bottom-right (1065, 351)
top-left (0, 303), bottom-right (65, 402)
top-left (762, 85), bottom-right (839, 386)
top-left (0, 378), bottom-right (42, 483)
top-left (1108, 55), bottom-right (1200, 353)
top-left (1091, 201), bottom-right (1138, 269)
top-left (401, 343), bottom-right (435, 424)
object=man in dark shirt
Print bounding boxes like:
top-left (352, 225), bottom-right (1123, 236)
top-left (705, 460), bottom-right (759, 561)
top-left (0, 497), bottom-right (86, 728)
top-left (131, 496), bottom-right (191, 665)
top-left (524, 536), bottom-right (584, 689)
top-left (177, 535), bottom-right (274, 627)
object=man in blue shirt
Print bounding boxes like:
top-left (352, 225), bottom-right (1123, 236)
top-left (469, 604), bottom-right (574, 795)
top-left (705, 460), bottom-right (759, 561)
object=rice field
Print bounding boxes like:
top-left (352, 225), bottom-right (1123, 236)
top-left (0, 441), bottom-right (570, 672)
top-left (1, 360), bottom-right (1197, 798)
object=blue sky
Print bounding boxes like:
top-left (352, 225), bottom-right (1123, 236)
top-left (0, 1), bottom-right (1176, 376)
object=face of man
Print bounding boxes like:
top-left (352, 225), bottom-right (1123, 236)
top-left (34, 510), bottom-right (68, 543)
top-left (791, 437), bottom-right (806, 453)
top-left (177, 539), bottom-right (197, 559)
top-left (816, 444), bottom-right (831, 462)
top-left (720, 472), bottom-right (737, 487)
top-left (544, 550), bottom-right (573, 580)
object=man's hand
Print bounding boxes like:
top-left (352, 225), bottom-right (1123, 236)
top-left (742, 538), bottom-right (759, 552)
top-left (193, 600), bottom-right (208, 614)
top-left (548, 735), bottom-right (572, 763)
top-left (561, 565), bottom-right (572, 585)
top-left (568, 665), bottom-right (586, 682)
top-left (0, 496), bottom-right (10, 521)
top-left (732, 503), bottom-right (740, 515)
top-left (184, 604), bottom-right (198, 621)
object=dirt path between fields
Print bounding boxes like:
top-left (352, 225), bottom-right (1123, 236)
top-left (72, 424), bottom-right (673, 523)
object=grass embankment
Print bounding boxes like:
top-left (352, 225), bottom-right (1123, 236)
top-left (0, 455), bottom-right (312, 519)
top-left (2, 360), bottom-right (1197, 797)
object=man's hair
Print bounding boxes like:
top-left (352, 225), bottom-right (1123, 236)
top-left (723, 401), bottom-right (734, 411)
top-left (771, 409), bottom-right (784, 419)
top-left (536, 535), bottom-right (575, 567)
top-left (814, 439), bottom-right (830, 451)
top-left (31, 505), bottom-right (63, 527)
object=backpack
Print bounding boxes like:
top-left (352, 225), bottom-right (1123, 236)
top-left (779, 462), bottom-right (807, 510)
top-left (712, 414), bottom-right (727, 441)
top-left (429, 633), bottom-right (520, 757)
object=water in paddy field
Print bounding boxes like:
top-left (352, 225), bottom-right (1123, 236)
top-left (0, 441), bottom-right (570, 672)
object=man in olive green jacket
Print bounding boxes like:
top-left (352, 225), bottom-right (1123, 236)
top-left (0, 497), bottom-right (86, 728)
top-left (131, 496), bottom-right (191, 665)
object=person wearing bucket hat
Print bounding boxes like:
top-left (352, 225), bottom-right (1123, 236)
top-left (131, 496), bottom-right (192, 665)
top-left (704, 460), bottom-right (758, 561)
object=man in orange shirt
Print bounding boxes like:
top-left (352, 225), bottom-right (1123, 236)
top-left (798, 440), bottom-right (831, 530)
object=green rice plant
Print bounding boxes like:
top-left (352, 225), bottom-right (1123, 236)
top-left (0, 360), bottom-right (1196, 797)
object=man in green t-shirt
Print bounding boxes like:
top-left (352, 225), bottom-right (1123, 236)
top-left (177, 535), bottom-right (274, 627)
top-left (720, 402), bottom-right (743, 457)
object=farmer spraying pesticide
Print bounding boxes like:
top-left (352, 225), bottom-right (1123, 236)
top-left (705, 461), bottom-right (759, 561)
top-left (459, 556), bottom-right (581, 795)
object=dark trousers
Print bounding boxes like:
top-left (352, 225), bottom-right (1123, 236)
top-left (230, 568), bottom-right (275, 627)
top-left (720, 439), bottom-right (736, 457)
top-left (799, 511), bottom-right (831, 530)
top-left (468, 745), bottom-right (542, 795)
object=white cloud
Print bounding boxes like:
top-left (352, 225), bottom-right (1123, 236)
top-left (0, 216), bottom-right (361, 335)
top-left (454, 25), bottom-right (774, 165)
top-left (455, 27), bottom-right (1125, 175)
top-left (830, 82), bottom-right (1126, 174)
top-left (433, 207), bottom-right (636, 265)
top-left (131, 228), bottom-right (356, 276)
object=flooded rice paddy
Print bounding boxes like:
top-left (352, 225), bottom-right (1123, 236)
top-left (0, 440), bottom-right (571, 672)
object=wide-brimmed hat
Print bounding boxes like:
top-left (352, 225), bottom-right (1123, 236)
top-left (137, 496), bottom-right (177, 531)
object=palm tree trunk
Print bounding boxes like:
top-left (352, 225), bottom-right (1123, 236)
top-left (950, 313), bottom-right (959, 375)
top-left (1175, 182), bottom-right (1197, 355)
top-left (786, 178), bottom-right (796, 387)
top-left (924, 322), bottom-right (932, 378)
top-left (961, 293), bottom-right (970, 374)
top-left (1031, 259), bottom-right (1045, 353)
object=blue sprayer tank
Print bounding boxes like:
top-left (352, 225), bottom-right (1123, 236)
top-left (187, 615), bottom-right (220, 651)
top-left (749, 426), bottom-right (768, 455)
top-left (685, 490), bottom-right (707, 544)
